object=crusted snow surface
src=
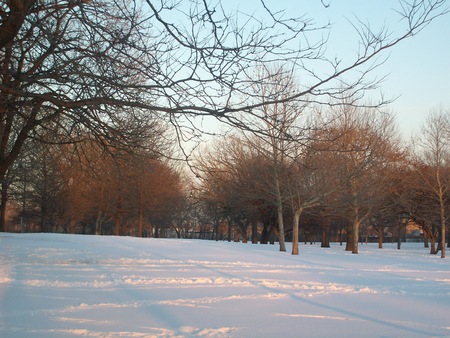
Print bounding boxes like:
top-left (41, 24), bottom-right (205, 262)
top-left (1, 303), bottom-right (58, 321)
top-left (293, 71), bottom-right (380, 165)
top-left (0, 233), bottom-right (449, 337)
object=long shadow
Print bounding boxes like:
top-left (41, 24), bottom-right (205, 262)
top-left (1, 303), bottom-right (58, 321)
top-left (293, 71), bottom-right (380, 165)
top-left (1, 237), bottom-right (186, 337)
top-left (187, 255), bottom-right (443, 337)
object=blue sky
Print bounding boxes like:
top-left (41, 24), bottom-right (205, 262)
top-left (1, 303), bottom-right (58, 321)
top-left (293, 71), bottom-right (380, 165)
top-left (225, 0), bottom-right (450, 136)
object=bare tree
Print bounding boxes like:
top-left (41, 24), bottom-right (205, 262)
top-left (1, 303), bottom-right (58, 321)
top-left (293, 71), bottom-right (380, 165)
top-left (0, 0), bottom-right (447, 190)
top-left (240, 65), bottom-right (311, 251)
top-left (323, 105), bottom-right (400, 254)
top-left (287, 125), bottom-right (349, 255)
top-left (412, 109), bottom-right (450, 258)
top-left (195, 136), bottom-right (272, 243)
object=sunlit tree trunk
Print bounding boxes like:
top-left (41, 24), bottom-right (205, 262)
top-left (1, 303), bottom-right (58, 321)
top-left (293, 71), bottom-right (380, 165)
top-left (352, 219), bottom-right (360, 254)
top-left (292, 209), bottom-right (302, 255)
top-left (439, 191), bottom-right (446, 258)
top-left (377, 227), bottom-right (383, 249)
top-left (423, 226), bottom-right (438, 254)
top-left (275, 177), bottom-right (287, 251)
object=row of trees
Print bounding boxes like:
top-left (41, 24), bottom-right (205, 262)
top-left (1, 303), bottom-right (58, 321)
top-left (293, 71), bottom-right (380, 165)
top-left (193, 101), bottom-right (450, 258)
top-left (1, 1), bottom-right (448, 257)
top-left (3, 105), bottom-right (449, 258)
top-left (1, 127), bottom-right (187, 237)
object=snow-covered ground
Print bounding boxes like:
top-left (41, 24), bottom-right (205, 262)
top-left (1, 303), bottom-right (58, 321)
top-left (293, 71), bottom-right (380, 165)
top-left (0, 233), bottom-right (449, 338)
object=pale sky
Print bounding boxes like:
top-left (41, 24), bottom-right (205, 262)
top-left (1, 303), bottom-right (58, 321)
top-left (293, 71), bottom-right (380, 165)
top-left (226, 0), bottom-right (450, 137)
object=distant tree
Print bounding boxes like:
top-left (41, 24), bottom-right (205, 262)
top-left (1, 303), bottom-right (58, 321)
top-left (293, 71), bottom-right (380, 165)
top-left (412, 110), bottom-right (450, 258)
top-left (369, 161), bottom-right (411, 249)
top-left (241, 66), bottom-right (309, 251)
top-left (287, 124), bottom-right (351, 254)
top-left (195, 135), bottom-right (285, 244)
top-left (323, 105), bottom-right (400, 254)
top-left (27, 141), bottom-right (66, 232)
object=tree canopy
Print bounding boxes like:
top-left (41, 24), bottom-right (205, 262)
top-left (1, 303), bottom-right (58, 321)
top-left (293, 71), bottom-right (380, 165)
top-left (1, 0), bottom-right (448, 180)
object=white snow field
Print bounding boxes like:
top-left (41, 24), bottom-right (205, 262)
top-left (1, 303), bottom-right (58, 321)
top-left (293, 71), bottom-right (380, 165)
top-left (0, 233), bottom-right (449, 338)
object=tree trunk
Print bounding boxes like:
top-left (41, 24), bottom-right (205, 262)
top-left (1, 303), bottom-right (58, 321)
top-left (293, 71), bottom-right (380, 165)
top-left (422, 226), bottom-right (436, 254)
top-left (40, 203), bottom-right (48, 232)
top-left (292, 209), bottom-right (301, 255)
top-left (275, 183), bottom-right (286, 251)
top-left (95, 210), bottom-right (103, 235)
top-left (377, 226), bottom-right (383, 249)
top-left (269, 225), bottom-right (275, 245)
top-left (251, 221), bottom-right (258, 244)
top-left (68, 220), bottom-right (77, 234)
top-left (238, 221), bottom-right (248, 243)
top-left (214, 219), bottom-right (219, 241)
top-left (352, 219), bottom-right (360, 254)
top-left (115, 215), bottom-right (121, 236)
top-left (234, 231), bottom-right (240, 242)
top-left (148, 222), bottom-right (153, 238)
top-left (439, 199), bottom-right (446, 258)
top-left (430, 236), bottom-right (437, 254)
top-left (138, 206), bottom-right (143, 238)
top-left (321, 224), bottom-right (330, 248)
top-left (260, 223), bottom-right (270, 244)
top-left (345, 223), bottom-right (354, 252)
top-left (0, 179), bottom-right (8, 232)
top-left (447, 228), bottom-right (450, 248)
top-left (423, 229), bottom-right (429, 248)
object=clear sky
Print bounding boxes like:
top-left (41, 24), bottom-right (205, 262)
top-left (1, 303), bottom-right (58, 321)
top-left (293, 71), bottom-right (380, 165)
top-left (224, 0), bottom-right (450, 137)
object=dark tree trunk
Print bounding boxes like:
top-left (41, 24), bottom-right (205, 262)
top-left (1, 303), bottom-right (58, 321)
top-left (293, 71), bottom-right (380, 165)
top-left (430, 237), bottom-right (437, 255)
top-left (345, 224), bottom-right (354, 252)
top-left (423, 229), bottom-right (429, 248)
top-left (260, 223), bottom-right (270, 244)
top-left (137, 206), bottom-right (143, 238)
top-left (321, 225), bottom-right (330, 248)
top-left (251, 221), bottom-right (258, 244)
top-left (0, 179), bottom-right (8, 232)
top-left (423, 226), bottom-right (436, 254)
top-left (447, 228), bottom-right (450, 248)
top-left (214, 219), bottom-right (219, 241)
top-left (292, 211), bottom-right (300, 255)
top-left (269, 225), bottom-right (276, 245)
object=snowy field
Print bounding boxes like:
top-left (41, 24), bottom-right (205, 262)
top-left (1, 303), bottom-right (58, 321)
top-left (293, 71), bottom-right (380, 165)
top-left (0, 233), bottom-right (449, 338)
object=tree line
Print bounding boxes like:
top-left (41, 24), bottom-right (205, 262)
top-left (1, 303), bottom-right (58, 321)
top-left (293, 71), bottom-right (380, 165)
top-left (1, 124), bottom-right (187, 237)
top-left (3, 104), bottom-right (450, 258)
top-left (1, 1), bottom-right (449, 256)
top-left (192, 83), bottom-right (450, 258)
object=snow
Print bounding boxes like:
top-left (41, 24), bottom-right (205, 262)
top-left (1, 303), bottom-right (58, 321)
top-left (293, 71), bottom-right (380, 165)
top-left (0, 233), bottom-right (449, 338)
